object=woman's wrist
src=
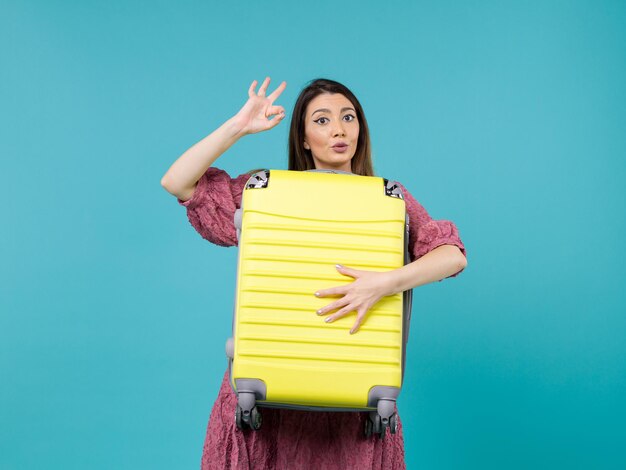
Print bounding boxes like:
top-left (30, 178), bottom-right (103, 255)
top-left (384, 261), bottom-right (426, 296)
top-left (226, 115), bottom-right (249, 139)
top-left (380, 270), bottom-right (402, 297)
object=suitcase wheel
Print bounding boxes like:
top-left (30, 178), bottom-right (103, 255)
top-left (366, 413), bottom-right (396, 439)
top-left (379, 416), bottom-right (388, 440)
top-left (364, 416), bottom-right (373, 437)
top-left (235, 405), bottom-right (245, 430)
top-left (365, 414), bottom-right (385, 439)
top-left (365, 411), bottom-right (399, 439)
top-left (389, 413), bottom-right (398, 435)
top-left (235, 404), bottom-right (262, 431)
top-left (250, 406), bottom-right (262, 431)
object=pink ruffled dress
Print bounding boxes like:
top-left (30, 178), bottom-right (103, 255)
top-left (178, 167), bottom-right (466, 470)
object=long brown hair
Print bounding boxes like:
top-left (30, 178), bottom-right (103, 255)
top-left (287, 78), bottom-right (375, 176)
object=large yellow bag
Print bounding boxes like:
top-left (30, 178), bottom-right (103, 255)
top-left (225, 169), bottom-right (412, 438)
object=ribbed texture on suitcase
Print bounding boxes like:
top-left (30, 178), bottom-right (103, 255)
top-left (232, 171), bottom-right (406, 408)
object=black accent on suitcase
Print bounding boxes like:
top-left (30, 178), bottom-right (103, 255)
top-left (383, 178), bottom-right (404, 199)
top-left (246, 169), bottom-right (270, 189)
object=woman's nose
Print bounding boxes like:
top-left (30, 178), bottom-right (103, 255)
top-left (332, 122), bottom-right (346, 137)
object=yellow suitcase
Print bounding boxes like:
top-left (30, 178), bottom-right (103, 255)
top-left (225, 169), bottom-right (412, 438)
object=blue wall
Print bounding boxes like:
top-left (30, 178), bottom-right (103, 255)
top-left (1, 1), bottom-right (624, 468)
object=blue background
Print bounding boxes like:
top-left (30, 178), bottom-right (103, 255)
top-left (1, 0), bottom-right (625, 468)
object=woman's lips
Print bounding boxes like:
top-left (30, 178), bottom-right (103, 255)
top-left (332, 144), bottom-right (348, 153)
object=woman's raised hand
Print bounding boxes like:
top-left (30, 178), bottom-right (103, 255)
top-left (233, 77), bottom-right (287, 135)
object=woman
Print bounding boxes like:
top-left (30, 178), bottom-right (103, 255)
top-left (161, 77), bottom-right (467, 469)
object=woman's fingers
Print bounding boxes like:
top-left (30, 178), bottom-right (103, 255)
top-left (314, 284), bottom-right (349, 298)
top-left (324, 304), bottom-right (357, 323)
top-left (316, 296), bottom-right (350, 316)
top-left (263, 106), bottom-right (285, 130)
top-left (325, 306), bottom-right (369, 334)
top-left (248, 78), bottom-right (286, 100)
top-left (248, 79), bottom-right (258, 97)
top-left (258, 76), bottom-right (271, 96)
top-left (336, 264), bottom-right (361, 278)
top-left (267, 80), bottom-right (287, 103)
top-left (266, 105), bottom-right (285, 118)
top-left (349, 311), bottom-right (367, 334)
top-left (265, 111), bottom-right (285, 129)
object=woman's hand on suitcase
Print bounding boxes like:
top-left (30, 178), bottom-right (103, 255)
top-left (314, 264), bottom-right (395, 334)
top-left (232, 77), bottom-right (287, 135)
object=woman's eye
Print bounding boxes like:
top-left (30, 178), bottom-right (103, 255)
top-left (315, 115), bottom-right (355, 125)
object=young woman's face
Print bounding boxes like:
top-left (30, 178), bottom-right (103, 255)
top-left (303, 93), bottom-right (359, 172)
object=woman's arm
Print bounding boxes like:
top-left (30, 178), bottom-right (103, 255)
top-left (161, 77), bottom-right (287, 201)
top-left (385, 244), bottom-right (467, 295)
top-left (161, 117), bottom-right (245, 201)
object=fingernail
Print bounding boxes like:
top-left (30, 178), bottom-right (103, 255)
top-left (350, 330), bottom-right (355, 335)
top-left (314, 292), bottom-right (320, 297)
top-left (325, 317), bottom-right (332, 323)
top-left (317, 309), bottom-right (323, 315)
top-left (336, 264), bottom-right (343, 269)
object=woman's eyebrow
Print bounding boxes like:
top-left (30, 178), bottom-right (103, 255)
top-left (311, 107), bottom-right (355, 116)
